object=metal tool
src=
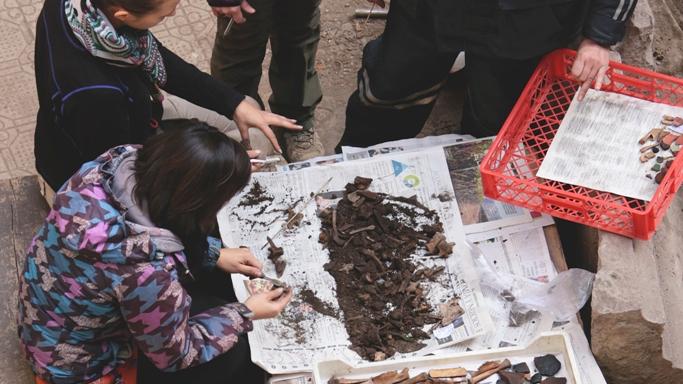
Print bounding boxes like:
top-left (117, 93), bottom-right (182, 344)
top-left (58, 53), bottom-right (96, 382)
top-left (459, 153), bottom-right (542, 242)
top-left (363, 1), bottom-right (376, 27)
top-left (250, 156), bottom-right (280, 165)
top-left (261, 177), bottom-right (334, 249)
top-left (259, 273), bottom-right (287, 288)
top-left (355, 7), bottom-right (388, 19)
top-left (223, 17), bottom-right (235, 37)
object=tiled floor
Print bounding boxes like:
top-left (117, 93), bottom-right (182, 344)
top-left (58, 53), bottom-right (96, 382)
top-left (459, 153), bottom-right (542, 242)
top-left (0, 0), bottom-right (41, 180)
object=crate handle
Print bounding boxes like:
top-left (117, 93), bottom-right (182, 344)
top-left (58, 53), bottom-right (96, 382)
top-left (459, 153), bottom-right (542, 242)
top-left (541, 193), bottom-right (584, 211)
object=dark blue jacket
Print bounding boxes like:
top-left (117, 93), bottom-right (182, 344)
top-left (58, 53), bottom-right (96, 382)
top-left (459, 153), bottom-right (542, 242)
top-left (425, 0), bottom-right (637, 58)
top-left (34, 0), bottom-right (245, 190)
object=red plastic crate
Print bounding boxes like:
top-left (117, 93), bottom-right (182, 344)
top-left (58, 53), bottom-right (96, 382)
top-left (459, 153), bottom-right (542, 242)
top-left (480, 49), bottom-right (683, 240)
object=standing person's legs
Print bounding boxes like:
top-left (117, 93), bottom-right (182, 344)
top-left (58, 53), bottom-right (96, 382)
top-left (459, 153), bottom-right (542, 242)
top-left (461, 53), bottom-right (543, 138)
top-left (337, 0), bottom-right (459, 150)
top-left (270, 0), bottom-right (324, 161)
top-left (210, 0), bottom-right (274, 107)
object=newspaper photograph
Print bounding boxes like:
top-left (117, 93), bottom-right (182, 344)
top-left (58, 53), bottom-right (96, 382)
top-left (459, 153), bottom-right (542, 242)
top-left (537, 89), bottom-right (683, 201)
top-left (442, 138), bottom-right (533, 234)
top-left (217, 150), bottom-right (492, 374)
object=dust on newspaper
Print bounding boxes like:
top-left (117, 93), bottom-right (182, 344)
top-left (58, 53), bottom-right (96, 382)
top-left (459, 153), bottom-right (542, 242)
top-left (537, 89), bottom-right (683, 201)
top-left (217, 150), bottom-right (492, 374)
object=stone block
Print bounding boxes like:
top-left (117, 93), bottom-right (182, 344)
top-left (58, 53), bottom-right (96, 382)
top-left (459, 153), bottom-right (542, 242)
top-left (591, 189), bottom-right (683, 383)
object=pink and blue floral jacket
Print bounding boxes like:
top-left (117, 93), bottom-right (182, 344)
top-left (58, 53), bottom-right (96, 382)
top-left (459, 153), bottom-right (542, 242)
top-left (18, 145), bottom-right (252, 384)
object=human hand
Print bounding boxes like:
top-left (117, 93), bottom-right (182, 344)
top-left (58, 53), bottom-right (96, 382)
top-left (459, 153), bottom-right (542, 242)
top-left (216, 247), bottom-right (263, 277)
top-left (233, 99), bottom-right (302, 153)
top-left (211, 0), bottom-right (255, 22)
top-left (366, 0), bottom-right (386, 7)
top-left (244, 288), bottom-right (293, 319)
top-left (571, 38), bottom-right (610, 101)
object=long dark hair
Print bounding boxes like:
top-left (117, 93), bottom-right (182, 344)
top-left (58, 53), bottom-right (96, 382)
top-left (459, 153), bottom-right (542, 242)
top-left (134, 119), bottom-right (251, 267)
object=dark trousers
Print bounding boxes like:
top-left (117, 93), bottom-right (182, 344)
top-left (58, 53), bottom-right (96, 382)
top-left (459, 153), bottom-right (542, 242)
top-left (337, 0), bottom-right (542, 149)
top-left (137, 269), bottom-right (265, 384)
top-left (210, 0), bottom-right (323, 128)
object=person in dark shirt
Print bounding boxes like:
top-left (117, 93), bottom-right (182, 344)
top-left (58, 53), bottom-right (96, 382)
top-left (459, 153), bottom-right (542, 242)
top-left (34, 0), bottom-right (301, 194)
top-left (337, 0), bottom-right (637, 149)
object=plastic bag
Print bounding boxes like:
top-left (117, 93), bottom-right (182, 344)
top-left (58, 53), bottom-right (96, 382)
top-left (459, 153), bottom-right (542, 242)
top-left (466, 240), bottom-right (594, 322)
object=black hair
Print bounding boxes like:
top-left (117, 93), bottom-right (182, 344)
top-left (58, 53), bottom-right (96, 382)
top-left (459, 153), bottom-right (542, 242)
top-left (134, 119), bottom-right (251, 269)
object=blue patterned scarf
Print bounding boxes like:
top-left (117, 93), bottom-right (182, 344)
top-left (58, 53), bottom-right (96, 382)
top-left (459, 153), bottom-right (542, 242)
top-left (65, 0), bottom-right (167, 86)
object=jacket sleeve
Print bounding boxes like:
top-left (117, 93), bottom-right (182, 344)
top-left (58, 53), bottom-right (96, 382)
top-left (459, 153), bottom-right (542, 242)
top-left (206, 0), bottom-right (241, 6)
top-left (60, 90), bottom-right (133, 166)
top-left (159, 41), bottom-right (245, 119)
top-left (583, 0), bottom-right (638, 46)
top-left (116, 263), bottom-right (253, 371)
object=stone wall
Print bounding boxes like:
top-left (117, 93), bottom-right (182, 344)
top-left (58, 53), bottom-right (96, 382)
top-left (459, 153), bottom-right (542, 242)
top-left (591, 189), bottom-right (683, 383)
top-left (617, 0), bottom-right (683, 77)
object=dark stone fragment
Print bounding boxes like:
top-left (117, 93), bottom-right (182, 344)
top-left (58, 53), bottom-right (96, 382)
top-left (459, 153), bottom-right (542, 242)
top-left (512, 362), bottom-right (530, 374)
top-left (656, 156), bottom-right (664, 163)
top-left (652, 146), bottom-right (660, 153)
top-left (534, 354), bottom-right (561, 376)
top-left (531, 372), bottom-right (543, 384)
top-left (541, 378), bottom-right (567, 384)
top-left (498, 370), bottom-right (527, 384)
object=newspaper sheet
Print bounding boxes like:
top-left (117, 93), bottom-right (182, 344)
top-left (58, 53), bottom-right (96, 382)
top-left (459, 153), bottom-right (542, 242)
top-left (537, 89), bottom-right (683, 201)
top-left (218, 150), bottom-right (492, 374)
top-left (277, 154), bottom-right (345, 172)
top-left (341, 134), bottom-right (474, 161)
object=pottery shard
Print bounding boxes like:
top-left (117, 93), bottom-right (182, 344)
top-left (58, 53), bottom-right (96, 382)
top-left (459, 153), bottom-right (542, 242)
top-left (533, 354), bottom-right (561, 376)
top-left (497, 370), bottom-right (527, 384)
top-left (354, 176), bottom-right (373, 190)
top-left (370, 368), bottom-right (409, 384)
top-left (438, 298), bottom-right (464, 326)
top-left (530, 372), bottom-right (543, 384)
top-left (428, 367), bottom-right (467, 378)
top-left (426, 232), bottom-right (454, 257)
top-left (540, 378), bottom-right (567, 384)
top-left (511, 362), bottom-right (530, 374)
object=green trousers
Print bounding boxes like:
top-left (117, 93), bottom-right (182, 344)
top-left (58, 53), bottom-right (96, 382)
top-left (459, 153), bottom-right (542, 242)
top-left (210, 0), bottom-right (323, 129)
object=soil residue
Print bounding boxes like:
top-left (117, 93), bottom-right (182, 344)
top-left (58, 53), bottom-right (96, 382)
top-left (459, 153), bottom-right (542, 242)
top-left (239, 181), bottom-right (273, 207)
top-left (319, 176), bottom-right (453, 361)
top-left (300, 287), bottom-right (339, 318)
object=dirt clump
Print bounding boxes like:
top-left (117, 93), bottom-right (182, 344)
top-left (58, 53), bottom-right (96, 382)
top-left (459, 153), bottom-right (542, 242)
top-left (319, 176), bottom-right (455, 361)
top-left (299, 287), bottom-right (339, 318)
top-left (239, 181), bottom-right (273, 207)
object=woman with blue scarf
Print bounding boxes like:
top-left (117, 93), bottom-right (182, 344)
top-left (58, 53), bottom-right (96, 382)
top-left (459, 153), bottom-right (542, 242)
top-left (34, 0), bottom-right (302, 196)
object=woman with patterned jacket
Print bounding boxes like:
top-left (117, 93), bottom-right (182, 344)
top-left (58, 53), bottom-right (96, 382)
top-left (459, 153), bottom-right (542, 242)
top-left (18, 120), bottom-right (292, 384)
